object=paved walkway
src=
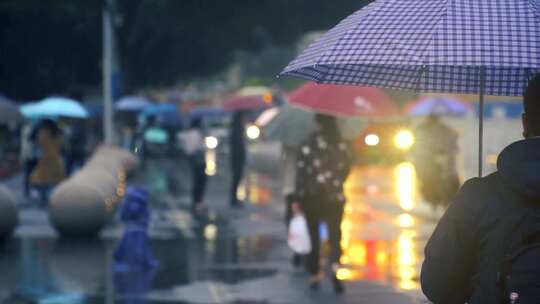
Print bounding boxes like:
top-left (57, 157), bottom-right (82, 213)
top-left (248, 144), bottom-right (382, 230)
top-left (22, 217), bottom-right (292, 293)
top-left (166, 151), bottom-right (431, 304)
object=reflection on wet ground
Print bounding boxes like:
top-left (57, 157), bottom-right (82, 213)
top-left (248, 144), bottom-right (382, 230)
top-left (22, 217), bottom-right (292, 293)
top-left (337, 162), bottom-right (434, 292)
top-left (0, 228), bottom-right (280, 304)
top-left (1, 153), bottom-right (437, 303)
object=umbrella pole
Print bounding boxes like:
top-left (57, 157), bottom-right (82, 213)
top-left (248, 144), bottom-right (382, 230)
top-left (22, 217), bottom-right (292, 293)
top-left (478, 68), bottom-right (486, 177)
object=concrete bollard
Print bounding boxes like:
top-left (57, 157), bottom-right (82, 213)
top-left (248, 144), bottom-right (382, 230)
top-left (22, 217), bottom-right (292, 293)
top-left (49, 180), bottom-right (108, 237)
top-left (0, 185), bottom-right (18, 241)
top-left (48, 146), bottom-right (136, 238)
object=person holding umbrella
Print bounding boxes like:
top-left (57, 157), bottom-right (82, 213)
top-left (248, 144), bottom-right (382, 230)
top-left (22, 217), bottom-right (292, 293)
top-left (422, 75), bottom-right (540, 303)
top-left (30, 119), bottom-right (65, 205)
top-left (413, 113), bottom-right (460, 212)
top-left (293, 114), bottom-right (352, 293)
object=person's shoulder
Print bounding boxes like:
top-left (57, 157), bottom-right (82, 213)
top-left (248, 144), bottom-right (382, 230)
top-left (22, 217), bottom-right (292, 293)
top-left (450, 172), bottom-right (501, 215)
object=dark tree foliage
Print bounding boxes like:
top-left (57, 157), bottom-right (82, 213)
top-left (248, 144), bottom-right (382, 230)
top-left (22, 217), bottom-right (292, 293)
top-left (0, 0), bottom-right (370, 100)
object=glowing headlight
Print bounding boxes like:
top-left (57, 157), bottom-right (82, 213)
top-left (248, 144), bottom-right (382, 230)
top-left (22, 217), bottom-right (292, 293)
top-left (246, 125), bottom-right (261, 140)
top-left (394, 129), bottom-right (415, 150)
top-left (205, 136), bottom-right (219, 149)
top-left (364, 133), bottom-right (380, 146)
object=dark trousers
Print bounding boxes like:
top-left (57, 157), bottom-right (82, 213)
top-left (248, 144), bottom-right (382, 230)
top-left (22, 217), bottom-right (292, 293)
top-left (302, 194), bottom-right (344, 276)
top-left (285, 194), bottom-right (296, 225)
top-left (23, 158), bottom-right (37, 197)
top-left (230, 157), bottom-right (245, 206)
top-left (191, 160), bottom-right (207, 206)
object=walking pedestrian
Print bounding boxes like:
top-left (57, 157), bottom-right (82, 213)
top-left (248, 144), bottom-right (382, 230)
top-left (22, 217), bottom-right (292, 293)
top-left (421, 74), bottom-right (540, 303)
top-left (30, 119), bottom-right (65, 205)
top-left (181, 118), bottom-right (208, 212)
top-left (229, 111), bottom-right (246, 207)
top-left (294, 114), bottom-right (352, 293)
top-left (413, 114), bottom-right (460, 211)
top-left (20, 123), bottom-right (38, 197)
top-left (282, 144), bottom-right (302, 267)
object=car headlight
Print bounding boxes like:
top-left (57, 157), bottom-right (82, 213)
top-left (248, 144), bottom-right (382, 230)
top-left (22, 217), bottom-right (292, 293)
top-left (394, 129), bottom-right (415, 150)
top-left (246, 125), bottom-right (261, 140)
top-left (205, 136), bottom-right (219, 149)
top-left (364, 133), bottom-right (380, 146)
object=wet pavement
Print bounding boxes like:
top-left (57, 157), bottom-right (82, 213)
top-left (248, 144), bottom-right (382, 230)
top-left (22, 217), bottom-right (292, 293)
top-left (0, 143), bottom-right (438, 303)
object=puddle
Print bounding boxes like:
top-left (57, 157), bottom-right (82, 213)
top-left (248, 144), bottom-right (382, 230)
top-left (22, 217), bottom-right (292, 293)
top-left (0, 220), bottom-right (283, 304)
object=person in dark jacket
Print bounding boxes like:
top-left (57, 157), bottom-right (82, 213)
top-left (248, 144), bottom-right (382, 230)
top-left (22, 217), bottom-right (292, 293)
top-left (294, 114), bottom-right (352, 293)
top-left (421, 74), bottom-right (540, 303)
top-left (229, 111), bottom-right (246, 207)
top-left (413, 114), bottom-right (460, 211)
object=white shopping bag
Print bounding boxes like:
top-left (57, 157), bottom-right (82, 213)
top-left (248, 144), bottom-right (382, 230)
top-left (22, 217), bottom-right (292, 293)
top-left (288, 214), bottom-right (312, 254)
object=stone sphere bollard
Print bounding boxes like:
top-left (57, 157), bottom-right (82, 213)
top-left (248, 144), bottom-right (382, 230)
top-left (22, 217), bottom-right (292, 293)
top-left (48, 181), bottom-right (108, 237)
top-left (0, 185), bottom-right (18, 241)
top-left (48, 146), bottom-right (137, 238)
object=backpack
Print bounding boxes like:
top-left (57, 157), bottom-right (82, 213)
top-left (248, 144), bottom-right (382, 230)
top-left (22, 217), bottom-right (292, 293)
top-left (496, 211), bottom-right (540, 304)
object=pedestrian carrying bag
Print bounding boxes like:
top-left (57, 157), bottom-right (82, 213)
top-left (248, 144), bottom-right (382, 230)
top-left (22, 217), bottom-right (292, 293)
top-left (288, 214), bottom-right (311, 255)
top-left (497, 213), bottom-right (540, 304)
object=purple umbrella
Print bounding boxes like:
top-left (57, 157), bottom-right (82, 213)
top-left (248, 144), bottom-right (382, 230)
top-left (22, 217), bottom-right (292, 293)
top-left (407, 97), bottom-right (472, 117)
top-left (282, 0), bottom-right (540, 176)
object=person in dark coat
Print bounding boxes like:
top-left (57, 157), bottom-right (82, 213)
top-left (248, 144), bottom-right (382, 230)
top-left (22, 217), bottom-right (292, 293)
top-left (294, 114), bottom-right (352, 293)
top-left (421, 74), bottom-right (540, 303)
top-left (413, 114), bottom-right (460, 211)
top-left (229, 111), bottom-right (246, 207)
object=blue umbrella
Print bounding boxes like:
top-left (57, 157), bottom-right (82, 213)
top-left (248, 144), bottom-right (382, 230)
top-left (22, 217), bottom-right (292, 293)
top-left (407, 97), bottom-right (472, 117)
top-left (140, 104), bottom-right (178, 117)
top-left (139, 104), bottom-right (183, 128)
top-left (115, 96), bottom-right (152, 112)
top-left (282, 0), bottom-right (540, 176)
top-left (21, 97), bottom-right (88, 119)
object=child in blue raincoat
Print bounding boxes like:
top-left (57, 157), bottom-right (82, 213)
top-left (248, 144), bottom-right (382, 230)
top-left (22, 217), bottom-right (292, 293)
top-left (113, 186), bottom-right (159, 271)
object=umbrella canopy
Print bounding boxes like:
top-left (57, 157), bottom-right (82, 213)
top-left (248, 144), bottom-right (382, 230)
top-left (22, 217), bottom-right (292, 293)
top-left (282, 0), bottom-right (540, 96)
top-left (282, 0), bottom-right (540, 176)
top-left (140, 103), bottom-right (178, 117)
top-left (0, 99), bottom-right (22, 125)
top-left (115, 96), bottom-right (152, 112)
top-left (20, 97), bottom-right (88, 119)
top-left (260, 105), bottom-right (367, 147)
top-left (188, 106), bottom-right (227, 121)
top-left (223, 86), bottom-right (274, 111)
top-left (255, 107), bottom-right (280, 127)
top-left (288, 82), bottom-right (398, 117)
top-left (139, 104), bottom-right (183, 128)
top-left (406, 96), bottom-right (472, 117)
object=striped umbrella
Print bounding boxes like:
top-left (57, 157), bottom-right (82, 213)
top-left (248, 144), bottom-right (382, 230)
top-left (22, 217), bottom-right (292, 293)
top-left (282, 0), bottom-right (540, 176)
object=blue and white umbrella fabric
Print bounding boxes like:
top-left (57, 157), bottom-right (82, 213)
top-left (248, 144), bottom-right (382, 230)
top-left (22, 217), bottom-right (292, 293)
top-left (115, 96), bottom-right (152, 112)
top-left (282, 0), bottom-right (540, 176)
top-left (282, 0), bottom-right (540, 96)
top-left (21, 97), bottom-right (88, 119)
top-left (407, 96), bottom-right (472, 117)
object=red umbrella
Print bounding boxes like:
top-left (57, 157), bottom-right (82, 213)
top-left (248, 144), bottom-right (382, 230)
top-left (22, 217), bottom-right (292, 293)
top-left (223, 86), bottom-right (274, 111)
top-left (223, 95), bottom-right (269, 111)
top-left (287, 82), bottom-right (398, 117)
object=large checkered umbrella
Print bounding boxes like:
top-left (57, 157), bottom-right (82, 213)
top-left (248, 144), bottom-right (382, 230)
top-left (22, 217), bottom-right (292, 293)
top-left (281, 0), bottom-right (540, 176)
